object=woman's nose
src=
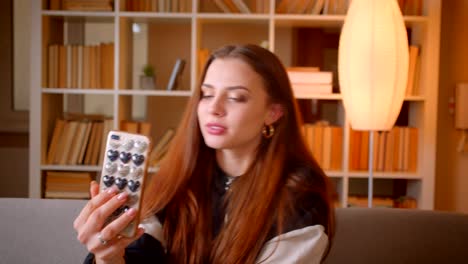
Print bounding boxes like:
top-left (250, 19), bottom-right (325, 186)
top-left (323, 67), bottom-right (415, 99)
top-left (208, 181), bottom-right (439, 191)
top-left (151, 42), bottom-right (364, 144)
top-left (208, 96), bottom-right (226, 117)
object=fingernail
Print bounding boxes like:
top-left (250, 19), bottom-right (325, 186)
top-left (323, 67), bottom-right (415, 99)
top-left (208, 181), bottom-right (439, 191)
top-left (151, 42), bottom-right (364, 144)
top-left (107, 187), bottom-right (116, 194)
top-left (126, 208), bottom-right (136, 216)
top-left (117, 192), bottom-right (127, 200)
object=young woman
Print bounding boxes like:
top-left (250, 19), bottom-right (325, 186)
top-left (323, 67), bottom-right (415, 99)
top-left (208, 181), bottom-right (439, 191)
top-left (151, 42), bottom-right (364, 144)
top-left (75, 44), bottom-right (335, 264)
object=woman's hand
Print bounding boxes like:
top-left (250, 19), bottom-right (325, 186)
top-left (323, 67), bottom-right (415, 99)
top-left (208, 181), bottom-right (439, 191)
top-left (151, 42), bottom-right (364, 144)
top-left (73, 181), bottom-right (145, 264)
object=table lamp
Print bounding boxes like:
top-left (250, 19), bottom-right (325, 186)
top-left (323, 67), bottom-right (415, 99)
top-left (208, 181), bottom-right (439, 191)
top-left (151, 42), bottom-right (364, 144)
top-left (338, 0), bottom-right (409, 207)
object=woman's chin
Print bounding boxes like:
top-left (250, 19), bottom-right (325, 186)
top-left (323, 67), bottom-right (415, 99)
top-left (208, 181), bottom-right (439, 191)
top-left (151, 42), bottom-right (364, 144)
top-left (204, 141), bottom-right (225, 150)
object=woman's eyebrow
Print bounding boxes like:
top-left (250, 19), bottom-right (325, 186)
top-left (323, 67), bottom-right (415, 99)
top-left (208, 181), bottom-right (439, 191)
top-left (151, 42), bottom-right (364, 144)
top-left (201, 83), bottom-right (250, 92)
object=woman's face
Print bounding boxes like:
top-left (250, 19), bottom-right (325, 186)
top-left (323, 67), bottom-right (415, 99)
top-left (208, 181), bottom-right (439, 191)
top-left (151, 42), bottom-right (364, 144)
top-left (197, 58), bottom-right (281, 152)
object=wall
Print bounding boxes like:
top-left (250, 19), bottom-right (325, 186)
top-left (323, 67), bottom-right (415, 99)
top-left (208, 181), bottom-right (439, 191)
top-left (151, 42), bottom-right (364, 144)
top-left (435, 0), bottom-right (468, 213)
top-left (2, 0), bottom-right (467, 204)
top-left (0, 0), bottom-right (29, 197)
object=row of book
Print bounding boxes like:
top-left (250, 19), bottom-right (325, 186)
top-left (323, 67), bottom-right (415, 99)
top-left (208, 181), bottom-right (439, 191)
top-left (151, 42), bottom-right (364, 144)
top-left (47, 0), bottom-right (423, 16)
top-left (288, 67), bottom-right (333, 96)
top-left (49, 0), bottom-right (113, 11)
top-left (276, 0), bottom-right (351, 15)
top-left (349, 127), bottom-right (418, 172)
top-left (212, 0), bottom-right (268, 13)
top-left (47, 43), bottom-right (114, 89)
top-left (276, 0), bottom-right (422, 15)
top-left (303, 124), bottom-right (343, 170)
top-left (125, 0), bottom-right (191, 12)
top-left (46, 116), bottom-right (151, 166)
top-left (44, 171), bottom-right (93, 199)
top-left (47, 117), bottom-right (114, 166)
top-left (347, 195), bottom-right (417, 209)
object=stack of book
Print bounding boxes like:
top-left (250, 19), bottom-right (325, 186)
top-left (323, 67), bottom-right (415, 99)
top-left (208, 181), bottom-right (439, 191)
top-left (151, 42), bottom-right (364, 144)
top-left (347, 196), bottom-right (395, 208)
top-left (45, 171), bottom-right (92, 199)
top-left (50, 0), bottom-right (113, 11)
top-left (125, 0), bottom-right (191, 12)
top-left (46, 116), bottom-right (113, 166)
top-left (287, 67), bottom-right (333, 97)
top-left (120, 120), bottom-right (152, 137)
top-left (47, 43), bottom-right (114, 89)
top-left (302, 123), bottom-right (343, 170)
top-left (348, 127), bottom-right (418, 172)
top-left (276, 0), bottom-right (350, 15)
top-left (347, 195), bottom-right (417, 209)
top-left (212, 0), bottom-right (259, 13)
top-left (46, 116), bottom-right (154, 166)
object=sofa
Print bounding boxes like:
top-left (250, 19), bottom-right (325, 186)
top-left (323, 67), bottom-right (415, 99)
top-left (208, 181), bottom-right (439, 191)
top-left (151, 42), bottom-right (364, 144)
top-left (1, 198), bottom-right (468, 264)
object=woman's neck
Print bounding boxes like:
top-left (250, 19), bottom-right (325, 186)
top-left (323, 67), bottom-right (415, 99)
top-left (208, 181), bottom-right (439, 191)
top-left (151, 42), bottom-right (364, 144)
top-left (215, 147), bottom-right (257, 177)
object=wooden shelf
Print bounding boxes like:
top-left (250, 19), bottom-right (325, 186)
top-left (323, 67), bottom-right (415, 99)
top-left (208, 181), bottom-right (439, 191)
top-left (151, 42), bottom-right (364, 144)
top-left (30, 0), bottom-right (441, 209)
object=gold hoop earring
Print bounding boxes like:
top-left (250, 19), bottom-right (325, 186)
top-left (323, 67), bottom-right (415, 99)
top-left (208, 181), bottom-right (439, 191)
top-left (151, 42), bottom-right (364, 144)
top-left (262, 124), bottom-right (275, 139)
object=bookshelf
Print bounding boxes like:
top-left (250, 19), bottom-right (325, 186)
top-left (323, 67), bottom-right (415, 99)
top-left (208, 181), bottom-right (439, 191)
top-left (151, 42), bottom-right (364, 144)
top-left (29, 0), bottom-right (441, 210)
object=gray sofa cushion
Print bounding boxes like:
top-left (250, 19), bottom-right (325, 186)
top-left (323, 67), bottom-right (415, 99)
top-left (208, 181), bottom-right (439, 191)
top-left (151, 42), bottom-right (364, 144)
top-left (0, 198), bottom-right (87, 264)
top-left (324, 207), bottom-right (468, 264)
top-left (1, 198), bottom-right (468, 264)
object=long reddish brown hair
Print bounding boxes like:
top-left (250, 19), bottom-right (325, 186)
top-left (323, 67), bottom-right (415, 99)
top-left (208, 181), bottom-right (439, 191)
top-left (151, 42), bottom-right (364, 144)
top-left (142, 44), bottom-right (334, 263)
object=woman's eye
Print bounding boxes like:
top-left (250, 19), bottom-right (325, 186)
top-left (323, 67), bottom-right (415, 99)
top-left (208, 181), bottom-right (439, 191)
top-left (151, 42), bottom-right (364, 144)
top-left (228, 96), bottom-right (246, 102)
top-left (201, 93), bottom-right (213, 99)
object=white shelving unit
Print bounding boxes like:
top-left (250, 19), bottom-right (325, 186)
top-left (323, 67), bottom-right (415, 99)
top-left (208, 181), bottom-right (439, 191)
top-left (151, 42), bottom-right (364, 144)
top-left (29, 0), bottom-right (441, 209)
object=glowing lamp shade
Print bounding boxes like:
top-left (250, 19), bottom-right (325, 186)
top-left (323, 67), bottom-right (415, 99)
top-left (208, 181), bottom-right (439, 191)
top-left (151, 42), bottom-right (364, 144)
top-left (338, 0), bottom-right (409, 131)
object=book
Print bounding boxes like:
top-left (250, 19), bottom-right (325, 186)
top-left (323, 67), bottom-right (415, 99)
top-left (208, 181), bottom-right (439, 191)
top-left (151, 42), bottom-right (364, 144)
top-left (312, 124), bottom-right (324, 166)
top-left (77, 121), bottom-right (93, 164)
top-left (84, 122), bottom-right (99, 165)
top-left (384, 129), bottom-right (395, 172)
top-left (62, 0), bottom-right (113, 11)
top-left (198, 49), bottom-right (210, 78)
top-left (303, 123), bottom-right (315, 155)
top-left (408, 127), bottom-right (418, 172)
top-left (214, 0), bottom-right (231, 12)
top-left (311, 0), bottom-right (326, 14)
top-left (167, 59), bottom-right (186, 91)
top-left (121, 120), bottom-right (139, 133)
top-left (58, 121), bottom-right (79, 165)
top-left (47, 119), bottom-right (66, 164)
top-left (223, 0), bottom-right (241, 13)
top-left (89, 122), bottom-right (104, 165)
top-left (232, 0), bottom-right (251, 13)
top-left (58, 45), bottom-right (67, 88)
top-left (349, 129), bottom-right (361, 171)
top-left (276, 0), bottom-right (290, 13)
top-left (359, 131), bottom-right (369, 171)
top-left (287, 70), bottom-right (333, 84)
top-left (66, 120), bottom-right (88, 164)
top-left (138, 122), bottom-right (152, 136)
top-left (291, 83), bottom-right (333, 96)
top-left (322, 125), bottom-right (332, 170)
top-left (149, 128), bottom-right (175, 166)
top-left (330, 126), bottom-right (343, 170)
top-left (406, 45), bottom-right (420, 96)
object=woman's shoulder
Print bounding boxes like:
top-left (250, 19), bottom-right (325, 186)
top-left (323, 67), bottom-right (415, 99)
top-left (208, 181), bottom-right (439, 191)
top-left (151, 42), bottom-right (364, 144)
top-left (258, 225), bottom-right (328, 264)
top-left (285, 161), bottom-right (328, 191)
top-left (139, 214), bottom-right (166, 247)
top-left (280, 162), bottom-right (329, 233)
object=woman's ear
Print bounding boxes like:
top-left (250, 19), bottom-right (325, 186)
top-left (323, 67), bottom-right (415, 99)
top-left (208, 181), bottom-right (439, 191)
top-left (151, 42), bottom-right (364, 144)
top-left (266, 104), bottom-right (284, 125)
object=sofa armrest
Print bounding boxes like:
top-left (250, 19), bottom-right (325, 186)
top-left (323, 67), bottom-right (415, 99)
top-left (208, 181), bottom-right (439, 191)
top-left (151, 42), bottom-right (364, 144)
top-left (0, 198), bottom-right (88, 264)
top-left (324, 207), bottom-right (468, 264)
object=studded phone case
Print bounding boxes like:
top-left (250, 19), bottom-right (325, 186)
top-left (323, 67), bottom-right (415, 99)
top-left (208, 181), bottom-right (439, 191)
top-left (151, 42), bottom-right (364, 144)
top-left (99, 131), bottom-right (151, 238)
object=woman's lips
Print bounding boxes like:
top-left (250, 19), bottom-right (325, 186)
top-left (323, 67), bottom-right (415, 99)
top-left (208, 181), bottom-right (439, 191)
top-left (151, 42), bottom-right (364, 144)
top-left (206, 123), bottom-right (227, 135)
